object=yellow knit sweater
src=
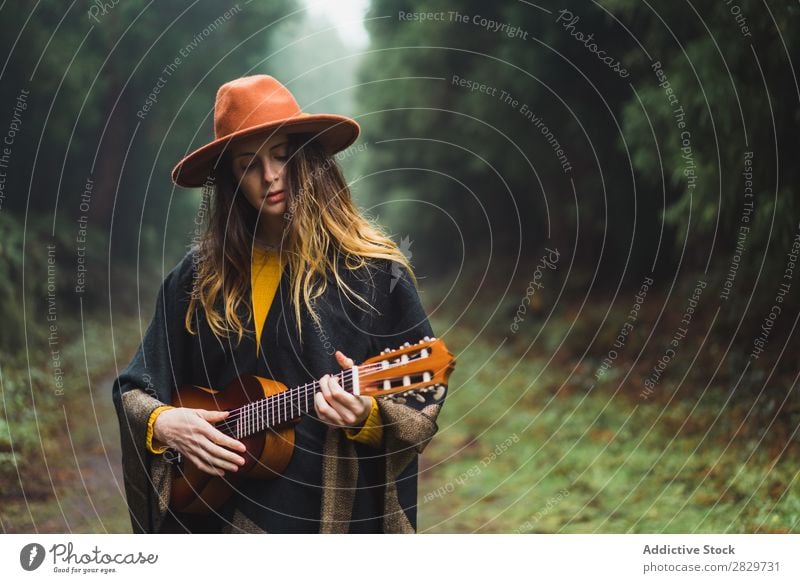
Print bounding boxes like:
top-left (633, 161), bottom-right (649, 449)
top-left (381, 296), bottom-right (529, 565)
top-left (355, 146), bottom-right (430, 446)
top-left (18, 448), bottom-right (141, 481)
top-left (145, 247), bottom-right (383, 453)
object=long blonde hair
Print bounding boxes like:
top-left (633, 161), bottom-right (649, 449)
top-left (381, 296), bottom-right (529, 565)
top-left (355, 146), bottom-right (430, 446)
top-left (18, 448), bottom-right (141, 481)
top-left (185, 132), bottom-right (415, 347)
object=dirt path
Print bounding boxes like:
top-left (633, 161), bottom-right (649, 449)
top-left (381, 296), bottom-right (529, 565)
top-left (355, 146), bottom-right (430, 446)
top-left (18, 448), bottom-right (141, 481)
top-left (1, 373), bottom-right (131, 533)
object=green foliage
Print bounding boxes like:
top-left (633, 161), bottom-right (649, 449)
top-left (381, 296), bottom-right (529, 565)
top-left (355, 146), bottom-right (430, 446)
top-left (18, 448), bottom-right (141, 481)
top-left (0, 213), bottom-right (105, 351)
top-left (0, 0), bottom-right (299, 266)
top-left (357, 1), bottom-right (655, 275)
top-left (357, 0), bottom-right (799, 295)
top-left (613, 1), bottom-right (800, 263)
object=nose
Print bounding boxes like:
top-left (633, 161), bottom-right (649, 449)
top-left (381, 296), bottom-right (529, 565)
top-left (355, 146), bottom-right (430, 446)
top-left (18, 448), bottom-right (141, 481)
top-left (262, 157), bottom-right (281, 184)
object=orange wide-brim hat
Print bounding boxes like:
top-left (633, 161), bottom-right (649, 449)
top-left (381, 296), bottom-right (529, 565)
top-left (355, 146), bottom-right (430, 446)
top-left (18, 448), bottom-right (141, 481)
top-left (171, 75), bottom-right (360, 187)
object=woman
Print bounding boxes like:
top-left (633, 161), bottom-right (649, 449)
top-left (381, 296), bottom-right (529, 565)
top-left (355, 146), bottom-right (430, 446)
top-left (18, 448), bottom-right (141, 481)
top-left (111, 75), bottom-right (446, 533)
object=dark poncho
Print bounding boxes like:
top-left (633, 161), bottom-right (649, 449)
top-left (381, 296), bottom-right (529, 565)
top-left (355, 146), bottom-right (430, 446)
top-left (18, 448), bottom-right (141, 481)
top-left (111, 249), bottom-right (446, 533)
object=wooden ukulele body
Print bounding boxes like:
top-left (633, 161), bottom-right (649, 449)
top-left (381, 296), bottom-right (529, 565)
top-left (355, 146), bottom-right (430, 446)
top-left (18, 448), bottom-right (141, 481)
top-left (169, 376), bottom-right (295, 514)
top-left (166, 336), bottom-right (455, 515)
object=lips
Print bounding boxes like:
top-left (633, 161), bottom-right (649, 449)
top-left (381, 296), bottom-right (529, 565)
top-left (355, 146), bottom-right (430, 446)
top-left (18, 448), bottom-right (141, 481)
top-left (266, 190), bottom-right (285, 203)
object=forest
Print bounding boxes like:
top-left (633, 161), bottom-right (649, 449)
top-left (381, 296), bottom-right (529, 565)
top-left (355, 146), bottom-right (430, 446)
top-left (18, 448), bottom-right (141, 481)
top-left (0, 0), bottom-right (797, 533)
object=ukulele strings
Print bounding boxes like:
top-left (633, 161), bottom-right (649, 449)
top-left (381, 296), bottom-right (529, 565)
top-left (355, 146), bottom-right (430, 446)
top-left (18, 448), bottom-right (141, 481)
top-left (220, 359), bottom-right (396, 426)
top-left (215, 362), bottom-right (383, 435)
top-left (216, 358), bottom-right (414, 435)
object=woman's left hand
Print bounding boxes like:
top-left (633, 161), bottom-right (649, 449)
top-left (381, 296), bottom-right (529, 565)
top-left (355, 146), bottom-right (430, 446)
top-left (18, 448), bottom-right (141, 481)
top-left (315, 350), bottom-right (372, 429)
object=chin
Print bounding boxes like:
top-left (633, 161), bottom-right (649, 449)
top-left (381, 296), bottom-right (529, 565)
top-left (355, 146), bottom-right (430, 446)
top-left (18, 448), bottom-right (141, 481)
top-left (261, 203), bottom-right (286, 215)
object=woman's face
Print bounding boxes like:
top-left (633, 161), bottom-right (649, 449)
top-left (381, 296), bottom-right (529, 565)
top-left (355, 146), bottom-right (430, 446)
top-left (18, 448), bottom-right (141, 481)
top-left (230, 132), bottom-right (289, 217)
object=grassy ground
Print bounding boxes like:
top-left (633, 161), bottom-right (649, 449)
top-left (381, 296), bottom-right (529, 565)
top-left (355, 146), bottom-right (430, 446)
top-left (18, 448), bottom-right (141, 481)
top-left (417, 282), bottom-right (800, 533)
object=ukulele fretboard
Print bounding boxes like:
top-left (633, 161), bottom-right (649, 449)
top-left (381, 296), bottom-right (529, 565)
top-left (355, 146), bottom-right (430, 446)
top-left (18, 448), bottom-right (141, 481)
top-left (219, 368), bottom-right (358, 438)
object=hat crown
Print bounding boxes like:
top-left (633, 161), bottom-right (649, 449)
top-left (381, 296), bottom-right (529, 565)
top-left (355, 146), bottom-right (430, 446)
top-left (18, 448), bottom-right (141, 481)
top-left (214, 75), bottom-right (302, 138)
top-left (172, 74), bottom-right (359, 187)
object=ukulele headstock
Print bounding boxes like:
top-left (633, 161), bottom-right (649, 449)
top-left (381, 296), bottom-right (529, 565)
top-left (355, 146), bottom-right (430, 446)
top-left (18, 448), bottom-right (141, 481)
top-left (358, 336), bottom-right (455, 403)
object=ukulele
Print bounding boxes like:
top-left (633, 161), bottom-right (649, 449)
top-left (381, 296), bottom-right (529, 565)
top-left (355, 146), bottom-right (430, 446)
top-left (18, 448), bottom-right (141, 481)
top-left (168, 336), bottom-right (455, 514)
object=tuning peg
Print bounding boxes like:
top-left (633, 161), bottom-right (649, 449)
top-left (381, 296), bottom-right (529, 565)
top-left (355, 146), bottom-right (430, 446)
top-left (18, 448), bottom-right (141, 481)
top-left (403, 341), bottom-right (410, 347)
top-left (433, 385), bottom-right (446, 400)
top-left (423, 336), bottom-right (430, 341)
top-left (413, 392), bottom-right (426, 403)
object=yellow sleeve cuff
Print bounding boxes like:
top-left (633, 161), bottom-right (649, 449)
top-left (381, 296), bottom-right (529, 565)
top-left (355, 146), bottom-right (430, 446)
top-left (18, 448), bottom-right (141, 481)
top-left (344, 397), bottom-right (383, 449)
top-left (146, 405), bottom-right (175, 454)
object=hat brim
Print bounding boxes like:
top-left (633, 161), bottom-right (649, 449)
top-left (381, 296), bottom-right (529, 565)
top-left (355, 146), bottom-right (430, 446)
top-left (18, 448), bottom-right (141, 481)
top-left (171, 113), bottom-right (360, 187)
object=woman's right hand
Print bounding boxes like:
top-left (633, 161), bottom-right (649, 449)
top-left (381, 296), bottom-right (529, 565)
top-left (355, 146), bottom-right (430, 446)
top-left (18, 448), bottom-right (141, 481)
top-left (152, 408), bottom-right (247, 476)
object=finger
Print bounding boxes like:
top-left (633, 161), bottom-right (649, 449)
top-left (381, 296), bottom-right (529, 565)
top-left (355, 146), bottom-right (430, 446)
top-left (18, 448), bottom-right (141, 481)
top-left (191, 457), bottom-right (222, 477)
top-left (315, 390), bottom-right (341, 422)
top-left (197, 409), bottom-right (229, 422)
top-left (198, 459), bottom-right (225, 477)
top-left (323, 386), bottom-right (359, 425)
top-left (202, 431), bottom-right (246, 463)
top-left (191, 438), bottom-right (238, 473)
top-left (328, 376), bottom-right (360, 409)
top-left (313, 391), bottom-right (324, 418)
top-left (188, 448), bottom-right (225, 477)
top-left (315, 391), bottom-right (344, 425)
top-left (314, 391), bottom-right (333, 423)
top-left (194, 410), bottom-right (246, 452)
top-left (202, 442), bottom-right (243, 472)
top-left (330, 389), bottom-right (359, 413)
top-left (318, 374), bottom-right (332, 400)
top-left (336, 350), bottom-right (354, 369)
top-left (204, 425), bottom-right (247, 454)
top-left (320, 374), bottom-right (344, 408)
top-left (328, 371), bottom-right (346, 393)
top-left (335, 406), bottom-right (358, 427)
top-left (203, 439), bottom-right (246, 468)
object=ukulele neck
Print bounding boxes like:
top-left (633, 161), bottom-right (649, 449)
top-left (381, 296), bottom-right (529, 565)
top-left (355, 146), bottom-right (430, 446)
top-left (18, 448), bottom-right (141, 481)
top-left (221, 367), bottom-right (359, 439)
